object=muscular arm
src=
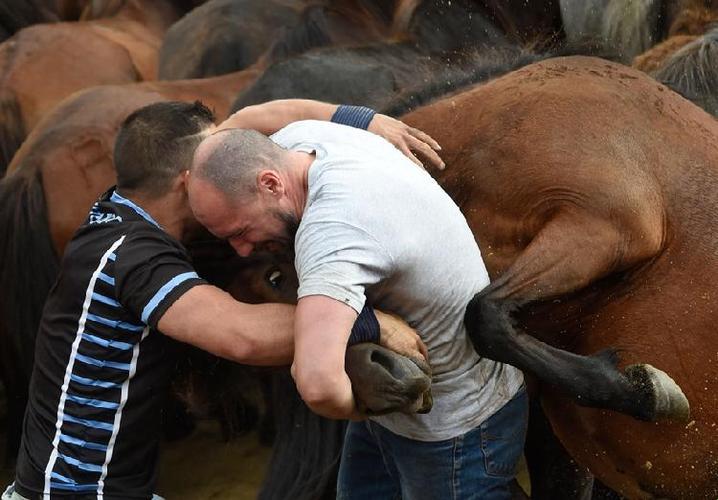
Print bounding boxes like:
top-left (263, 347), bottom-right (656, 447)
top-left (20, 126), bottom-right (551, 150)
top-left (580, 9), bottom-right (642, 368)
top-left (292, 295), bottom-right (363, 420)
top-left (217, 99), bottom-right (336, 135)
top-left (217, 99), bottom-right (444, 169)
top-left (157, 284), bottom-right (295, 366)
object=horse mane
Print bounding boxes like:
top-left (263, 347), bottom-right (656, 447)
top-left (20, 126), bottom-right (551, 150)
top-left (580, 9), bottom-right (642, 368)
top-left (381, 47), bottom-right (547, 117)
top-left (0, 91), bottom-right (24, 177)
top-left (0, 38), bottom-right (25, 176)
top-left (0, 167), bottom-right (60, 459)
top-left (258, 372), bottom-right (345, 500)
top-left (653, 27), bottom-right (718, 116)
top-left (561, 0), bottom-right (662, 62)
top-left (265, 5), bottom-right (335, 63)
top-left (632, 34), bottom-right (699, 72)
top-left (265, 0), bottom-right (418, 64)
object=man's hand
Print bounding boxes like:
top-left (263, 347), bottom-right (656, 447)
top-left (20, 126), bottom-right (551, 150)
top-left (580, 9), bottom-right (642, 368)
top-left (368, 114), bottom-right (445, 170)
top-left (375, 310), bottom-right (429, 365)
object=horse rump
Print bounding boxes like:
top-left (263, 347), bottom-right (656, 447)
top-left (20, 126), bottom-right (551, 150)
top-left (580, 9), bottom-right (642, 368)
top-left (0, 90), bottom-right (26, 177)
top-left (0, 169), bottom-right (59, 463)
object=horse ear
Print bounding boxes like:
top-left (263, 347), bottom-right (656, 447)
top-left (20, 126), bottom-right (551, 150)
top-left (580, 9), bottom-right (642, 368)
top-left (70, 135), bottom-right (115, 188)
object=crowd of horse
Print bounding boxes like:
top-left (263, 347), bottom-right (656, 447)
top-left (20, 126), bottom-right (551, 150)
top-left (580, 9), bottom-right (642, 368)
top-left (1, 0), bottom-right (718, 498)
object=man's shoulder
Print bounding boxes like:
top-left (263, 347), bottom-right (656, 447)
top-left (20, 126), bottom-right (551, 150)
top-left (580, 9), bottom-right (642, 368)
top-left (272, 119), bottom-right (386, 151)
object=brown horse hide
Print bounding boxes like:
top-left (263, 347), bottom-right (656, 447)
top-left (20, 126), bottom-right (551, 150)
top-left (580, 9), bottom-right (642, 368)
top-left (398, 55), bottom-right (717, 499)
top-left (0, 0), bottom-right (183, 177)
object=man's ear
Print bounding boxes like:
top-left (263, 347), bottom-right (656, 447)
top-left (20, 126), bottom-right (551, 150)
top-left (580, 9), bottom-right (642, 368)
top-left (172, 171), bottom-right (189, 194)
top-left (257, 170), bottom-right (284, 197)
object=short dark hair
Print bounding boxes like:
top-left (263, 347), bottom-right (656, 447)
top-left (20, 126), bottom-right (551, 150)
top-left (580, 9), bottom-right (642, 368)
top-left (114, 101), bottom-right (215, 196)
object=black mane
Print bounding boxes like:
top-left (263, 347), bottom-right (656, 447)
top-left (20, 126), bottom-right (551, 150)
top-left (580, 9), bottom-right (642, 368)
top-left (382, 48), bottom-right (546, 117)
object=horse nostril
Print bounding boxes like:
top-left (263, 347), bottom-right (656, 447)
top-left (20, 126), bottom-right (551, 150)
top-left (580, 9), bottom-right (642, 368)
top-left (370, 348), bottom-right (403, 380)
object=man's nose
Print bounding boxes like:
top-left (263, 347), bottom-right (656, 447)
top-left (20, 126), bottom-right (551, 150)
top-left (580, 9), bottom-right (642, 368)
top-left (231, 239), bottom-right (254, 257)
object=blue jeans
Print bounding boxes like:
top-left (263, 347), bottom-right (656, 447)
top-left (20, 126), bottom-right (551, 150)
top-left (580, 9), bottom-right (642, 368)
top-left (337, 388), bottom-right (528, 500)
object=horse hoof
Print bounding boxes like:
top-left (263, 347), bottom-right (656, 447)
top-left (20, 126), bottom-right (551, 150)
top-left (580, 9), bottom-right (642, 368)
top-left (625, 364), bottom-right (690, 422)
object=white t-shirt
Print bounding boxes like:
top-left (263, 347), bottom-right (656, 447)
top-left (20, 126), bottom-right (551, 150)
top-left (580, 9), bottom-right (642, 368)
top-left (271, 121), bottom-right (523, 441)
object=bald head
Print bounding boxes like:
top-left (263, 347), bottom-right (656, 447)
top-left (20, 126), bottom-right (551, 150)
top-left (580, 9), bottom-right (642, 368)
top-left (191, 128), bottom-right (286, 198)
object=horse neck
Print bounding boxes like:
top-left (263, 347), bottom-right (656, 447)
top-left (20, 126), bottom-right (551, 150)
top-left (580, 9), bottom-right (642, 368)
top-left (150, 68), bottom-right (262, 120)
top-left (112, 0), bottom-right (180, 34)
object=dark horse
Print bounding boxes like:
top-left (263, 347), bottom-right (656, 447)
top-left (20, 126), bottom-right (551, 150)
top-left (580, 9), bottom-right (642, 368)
top-left (158, 0), bottom-right (303, 80)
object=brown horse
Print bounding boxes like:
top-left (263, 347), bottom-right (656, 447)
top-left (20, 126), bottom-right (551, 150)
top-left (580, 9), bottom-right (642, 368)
top-left (0, 0), bottom-right (183, 176)
top-left (247, 53), bottom-right (718, 498)
top-left (392, 55), bottom-right (717, 499)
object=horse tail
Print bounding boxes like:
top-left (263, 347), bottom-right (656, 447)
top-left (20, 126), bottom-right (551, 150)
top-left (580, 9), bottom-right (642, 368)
top-left (0, 89), bottom-right (26, 177)
top-left (560, 0), bottom-right (662, 62)
top-left (259, 372), bottom-right (345, 500)
top-left (0, 168), bottom-right (59, 460)
top-left (653, 29), bottom-right (718, 117)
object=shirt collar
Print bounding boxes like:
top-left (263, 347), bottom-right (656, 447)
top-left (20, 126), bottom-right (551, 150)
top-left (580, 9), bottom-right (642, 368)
top-left (110, 190), bottom-right (162, 229)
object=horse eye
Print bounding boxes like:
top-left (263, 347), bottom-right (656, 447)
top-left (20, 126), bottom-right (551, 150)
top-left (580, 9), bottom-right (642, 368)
top-left (266, 269), bottom-right (283, 289)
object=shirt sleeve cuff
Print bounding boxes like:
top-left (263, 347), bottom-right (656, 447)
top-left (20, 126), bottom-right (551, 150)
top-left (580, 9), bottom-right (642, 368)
top-left (142, 273), bottom-right (208, 328)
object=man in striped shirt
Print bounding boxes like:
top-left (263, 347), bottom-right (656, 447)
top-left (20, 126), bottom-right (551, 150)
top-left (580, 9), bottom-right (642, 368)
top-left (5, 100), bottom-right (439, 499)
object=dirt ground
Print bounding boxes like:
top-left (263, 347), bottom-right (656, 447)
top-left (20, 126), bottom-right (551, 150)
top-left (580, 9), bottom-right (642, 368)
top-left (156, 421), bottom-right (270, 499)
top-left (0, 418), bottom-right (270, 499)
top-left (0, 382), bottom-right (529, 499)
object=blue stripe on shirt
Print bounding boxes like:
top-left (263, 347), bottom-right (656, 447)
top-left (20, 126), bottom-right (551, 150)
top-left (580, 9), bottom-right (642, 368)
top-left (59, 433), bottom-right (108, 452)
top-left (70, 374), bottom-right (121, 389)
top-left (85, 313), bottom-right (144, 331)
top-left (91, 292), bottom-right (120, 307)
top-left (58, 453), bottom-right (104, 473)
top-left (75, 353), bottom-right (131, 371)
top-left (97, 272), bottom-right (115, 286)
top-left (50, 472), bottom-right (98, 492)
top-left (66, 393), bottom-right (120, 410)
top-left (141, 272), bottom-right (199, 323)
top-left (82, 332), bottom-right (134, 351)
top-left (63, 414), bottom-right (114, 432)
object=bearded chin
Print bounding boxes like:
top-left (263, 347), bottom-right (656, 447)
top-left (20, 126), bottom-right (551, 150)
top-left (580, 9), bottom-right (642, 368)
top-left (274, 209), bottom-right (300, 246)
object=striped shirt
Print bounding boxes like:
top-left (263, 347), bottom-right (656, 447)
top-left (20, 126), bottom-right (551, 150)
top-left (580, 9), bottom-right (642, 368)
top-left (14, 189), bottom-right (206, 499)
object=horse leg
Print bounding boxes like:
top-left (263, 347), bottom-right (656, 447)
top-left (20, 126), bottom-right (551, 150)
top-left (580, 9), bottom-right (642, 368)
top-left (465, 212), bottom-right (689, 422)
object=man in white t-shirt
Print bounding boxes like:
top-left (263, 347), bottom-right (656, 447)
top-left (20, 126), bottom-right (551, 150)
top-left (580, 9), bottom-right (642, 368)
top-left (186, 119), bottom-right (527, 499)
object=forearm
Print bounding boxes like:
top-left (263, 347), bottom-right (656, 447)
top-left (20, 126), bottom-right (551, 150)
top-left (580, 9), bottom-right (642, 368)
top-left (217, 99), bottom-right (338, 135)
top-left (228, 302), bottom-right (296, 365)
top-left (296, 369), bottom-right (362, 420)
top-left (159, 286), bottom-right (297, 366)
top-left (293, 295), bottom-right (361, 420)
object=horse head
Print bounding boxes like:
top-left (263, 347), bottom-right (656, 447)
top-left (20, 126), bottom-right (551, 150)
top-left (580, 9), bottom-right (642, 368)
top-left (219, 251), bottom-right (433, 416)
